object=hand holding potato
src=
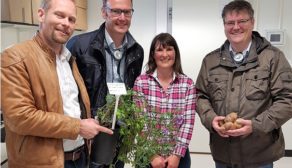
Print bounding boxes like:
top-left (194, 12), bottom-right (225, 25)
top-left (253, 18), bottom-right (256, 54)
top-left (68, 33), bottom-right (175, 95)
top-left (219, 112), bottom-right (243, 131)
top-left (212, 116), bottom-right (229, 137)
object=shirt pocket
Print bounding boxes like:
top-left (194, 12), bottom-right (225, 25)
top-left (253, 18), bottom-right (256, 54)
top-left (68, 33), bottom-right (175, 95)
top-left (207, 74), bottom-right (228, 101)
top-left (245, 70), bottom-right (270, 100)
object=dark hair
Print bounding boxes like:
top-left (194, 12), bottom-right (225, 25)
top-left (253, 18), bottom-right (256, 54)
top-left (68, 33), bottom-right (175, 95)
top-left (222, 0), bottom-right (254, 20)
top-left (41, 0), bottom-right (76, 11)
top-left (102, 0), bottom-right (133, 7)
top-left (146, 33), bottom-right (184, 75)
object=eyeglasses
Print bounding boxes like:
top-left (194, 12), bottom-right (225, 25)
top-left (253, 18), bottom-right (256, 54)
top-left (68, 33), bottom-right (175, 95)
top-left (105, 7), bottom-right (134, 17)
top-left (224, 18), bottom-right (251, 28)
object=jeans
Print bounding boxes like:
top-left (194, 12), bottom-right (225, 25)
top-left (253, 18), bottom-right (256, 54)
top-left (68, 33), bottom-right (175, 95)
top-left (65, 150), bottom-right (87, 168)
top-left (215, 162), bottom-right (273, 168)
top-left (89, 158), bottom-right (124, 168)
top-left (177, 148), bottom-right (191, 168)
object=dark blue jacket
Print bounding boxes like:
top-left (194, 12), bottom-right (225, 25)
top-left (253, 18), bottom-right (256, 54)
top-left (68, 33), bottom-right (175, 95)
top-left (67, 23), bottom-right (144, 116)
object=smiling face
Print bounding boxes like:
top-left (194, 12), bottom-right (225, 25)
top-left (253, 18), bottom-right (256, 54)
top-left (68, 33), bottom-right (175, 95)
top-left (38, 0), bottom-right (76, 51)
top-left (154, 42), bottom-right (176, 71)
top-left (102, 0), bottom-right (133, 37)
top-left (224, 10), bottom-right (254, 51)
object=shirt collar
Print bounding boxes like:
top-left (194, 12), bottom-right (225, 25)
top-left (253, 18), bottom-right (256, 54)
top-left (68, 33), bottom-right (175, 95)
top-left (57, 46), bottom-right (71, 61)
top-left (152, 69), bottom-right (177, 81)
top-left (105, 29), bottom-right (128, 50)
top-left (229, 41), bottom-right (252, 56)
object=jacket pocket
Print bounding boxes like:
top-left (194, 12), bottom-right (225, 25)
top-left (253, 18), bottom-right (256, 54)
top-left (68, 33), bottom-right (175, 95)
top-left (245, 70), bottom-right (270, 100)
top-left (207, 74), bottom-right (228, 101)
top-left (280, 71), bottom-right (292, 90)
top-left (18, 136), bottom-right (58, 165)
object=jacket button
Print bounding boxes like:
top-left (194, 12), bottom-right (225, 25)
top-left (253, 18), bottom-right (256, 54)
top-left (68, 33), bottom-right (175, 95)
top-left (254, 75), bottom-right (258, 79)
top-left (215, 78), bottom-right (218, 82)
top-left (231, 88), bottom-right (235, 92)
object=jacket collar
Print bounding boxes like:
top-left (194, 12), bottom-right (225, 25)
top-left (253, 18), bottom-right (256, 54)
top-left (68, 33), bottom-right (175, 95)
top-left (34, 31), bottom-right (56, 59)
top-left (219, 31), bottom-right (269, 70)
top-left (33, 31), bottom-right (70, 63)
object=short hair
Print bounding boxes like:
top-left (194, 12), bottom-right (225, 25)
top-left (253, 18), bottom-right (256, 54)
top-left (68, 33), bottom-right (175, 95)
top-left (146, 33), bottom-right (184, 75)
top-left (221, 0), bottom-right (254, 20)
top-left (102, 0), bottom-right (133, 8)
top-left (40, 0), bottom-right (76, 11)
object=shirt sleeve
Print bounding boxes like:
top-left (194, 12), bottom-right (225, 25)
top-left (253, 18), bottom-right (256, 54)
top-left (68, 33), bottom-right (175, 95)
top-left (173, 80), bottom-right (196, 157)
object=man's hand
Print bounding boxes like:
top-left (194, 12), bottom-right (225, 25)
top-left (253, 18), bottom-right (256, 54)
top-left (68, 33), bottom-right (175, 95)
top-left (212, 116), bottom-right (229, 137)
top-left (79, 118), bottom-right (113, 139)
top-left (226, 118), bottom-right (253, 137)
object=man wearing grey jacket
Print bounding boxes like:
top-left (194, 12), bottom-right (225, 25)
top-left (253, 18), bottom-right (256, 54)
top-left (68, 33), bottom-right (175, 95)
top-left (195, 1), bottom-right (292, 168)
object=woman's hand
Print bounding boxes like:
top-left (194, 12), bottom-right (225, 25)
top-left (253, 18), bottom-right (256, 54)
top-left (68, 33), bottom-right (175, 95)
top-left (151, 155), bottom-right (166, 168)
top-left (165, 155), bottom-right (180, 168)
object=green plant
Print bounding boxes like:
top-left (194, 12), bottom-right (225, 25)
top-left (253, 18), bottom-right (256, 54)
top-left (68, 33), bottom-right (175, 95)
top-left (96, 90), bottom-right (182, 167)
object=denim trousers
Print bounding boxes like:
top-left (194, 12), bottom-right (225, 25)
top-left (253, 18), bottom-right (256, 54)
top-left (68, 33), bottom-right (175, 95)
top-left (64, 150), bottom-right (87, 168)
top-left (89, 157), bottom-right (124, 168)
top-left (215, 162), bottom-right (273, 168)
top-left (177, 148), bottom-right (191, 168)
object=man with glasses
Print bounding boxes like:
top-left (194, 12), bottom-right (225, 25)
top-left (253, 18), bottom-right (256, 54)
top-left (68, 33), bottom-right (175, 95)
top-left (67, 0), bottom-right (144, 167)
top-left (196, 0), bottom-right (292, 168)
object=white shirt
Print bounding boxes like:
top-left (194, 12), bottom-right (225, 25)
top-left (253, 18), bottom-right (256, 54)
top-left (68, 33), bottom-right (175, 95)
top-left (56, 47), bottom-right (84, 152)
top-left (229, 41), bottom-right (252, 62)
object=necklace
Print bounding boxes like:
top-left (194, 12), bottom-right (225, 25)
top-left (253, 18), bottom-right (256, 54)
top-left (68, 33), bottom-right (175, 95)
top-left (233, 52), bottom-right (244, 62)
top-left (114, 50), bottom-right (122, 60)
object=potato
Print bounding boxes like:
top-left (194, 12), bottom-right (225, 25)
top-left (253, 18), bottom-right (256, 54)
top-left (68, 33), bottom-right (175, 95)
top-left (224, 115), bottom-right (232, 123)
top-left (230, 123), bottom-right (237, 130)
top-left (220, 112), bottom-right (242, 131)
top-left (219, 120), bottom-right (225, 127)
top-left (224, 112), bottom-right (237, 123)
top-left (234, 119), bottom-right (243, 129)
top-left (229, 112), bottom-right (238, 122)
top-left (223, 122), bottom-right (233, 130)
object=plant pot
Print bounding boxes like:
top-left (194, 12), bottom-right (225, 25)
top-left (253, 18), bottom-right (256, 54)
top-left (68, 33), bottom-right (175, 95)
top-left (91, 129), bottom-right (120, 165)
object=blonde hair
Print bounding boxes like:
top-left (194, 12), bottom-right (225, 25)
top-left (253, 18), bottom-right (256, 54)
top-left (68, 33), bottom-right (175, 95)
top-left (102, 0), bottom-right (133, 7)
top-left (40, 0), bottom-right (76, 11)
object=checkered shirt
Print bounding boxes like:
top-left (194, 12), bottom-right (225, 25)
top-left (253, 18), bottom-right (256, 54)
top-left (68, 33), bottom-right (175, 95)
top-left (133, 73), bottom-right (196, 157)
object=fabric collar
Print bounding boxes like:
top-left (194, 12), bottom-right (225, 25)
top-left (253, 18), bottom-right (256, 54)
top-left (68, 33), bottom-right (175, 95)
top-left (229, 41), bottom-right (252, 56)
top-left (105, 29), bottom-right (128, 50)
top-left (152, 69), bottom-right (177, 82)
top-left (57, 46), bottom-right (71, 61)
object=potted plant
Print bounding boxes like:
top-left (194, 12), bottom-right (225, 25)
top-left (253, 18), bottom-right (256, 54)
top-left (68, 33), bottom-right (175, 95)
top-left (93, 90), bottom-right (182, 167)
top-left (92, 90), bottom-right (145, 165)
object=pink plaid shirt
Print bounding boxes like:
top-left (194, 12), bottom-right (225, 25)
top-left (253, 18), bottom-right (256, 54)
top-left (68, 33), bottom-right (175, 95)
top-left (133, 72), bottom-right (196, 157)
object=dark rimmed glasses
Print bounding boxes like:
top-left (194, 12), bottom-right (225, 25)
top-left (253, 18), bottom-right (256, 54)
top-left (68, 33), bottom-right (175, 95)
top-left (105, 7), bottom-right (134, 17)
top-left (224, 18), bottom-right (251, 28)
